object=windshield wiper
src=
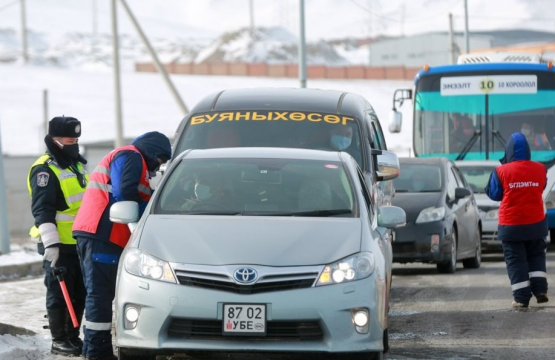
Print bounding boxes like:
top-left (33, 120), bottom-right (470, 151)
top-left (266, 209), bottom-right (353, 217)
top-left (186, 211), bottom-right (245, 216)
top-left (456, 130), bottom-right (481, 161)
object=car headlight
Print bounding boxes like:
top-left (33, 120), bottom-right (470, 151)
top-left (316, 252), bottom-right (375, 286)
top-left (124, 248), bottom-right (176, 283)
top-left (415, 206), bottom-right (445, 223)
top-left (485, 209), bottom-right (499, 220)
top-left (545, 190), bottom-right (555, 209)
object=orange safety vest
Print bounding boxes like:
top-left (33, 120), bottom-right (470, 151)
top-left (72, 145), bottom-right (152, 248)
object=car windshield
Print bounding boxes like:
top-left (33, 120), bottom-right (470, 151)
top-left (458, 165), bottom-right (496, 194)
top-left (174, 111), bottom-right (364, 167)
top-left (155, 157), bottom-right (356, 216)
top-left (393, 164), bottom-right (442, 193)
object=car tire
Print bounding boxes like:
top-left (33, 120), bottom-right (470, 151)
top-left (383, 328), bottom-right (389, 353)
top-left (463, 226), bottom-right (481, 269)
top-left (437, 231), bottom-right (457, 274)
top-left (117, 347), bottom-right (157, 360)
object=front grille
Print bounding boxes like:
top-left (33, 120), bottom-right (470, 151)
top-left (168, 318), bottom-right (323, 341)
top-left (392, 243), bottom-right (417, 254)
top-left (176, 275), bottom-right (315, 294)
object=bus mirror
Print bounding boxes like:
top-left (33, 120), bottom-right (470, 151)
top-left (389, 110), bottom-right (402, 133)
top-left (376, 150), bottom-right (400, 181)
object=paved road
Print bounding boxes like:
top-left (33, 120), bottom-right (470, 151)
top-left (2, 250), bottom-right (555, 360)
top-left (386, 250), bottom-right (555, 360)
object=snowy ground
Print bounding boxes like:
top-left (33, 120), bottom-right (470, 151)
top-left (0, 64), bottom-right (414, 157)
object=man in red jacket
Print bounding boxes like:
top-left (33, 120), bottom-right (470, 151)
top-left (485, 132), bottom-right (549, 308)
top-left (73, 131), bottom-right (171, 360)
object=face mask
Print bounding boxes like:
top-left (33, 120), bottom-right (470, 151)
top-left (331, 135), bottom-right (352, 150)
top-left (63, 144), bottom-right (80, 159)
top-left (521, 128), bottom-right (530, 136)
top-left (195, 183), bottom-right (212, 200)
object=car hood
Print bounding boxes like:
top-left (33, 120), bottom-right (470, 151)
top-left (473, 193), bottom-right (500, 209)
top-left (392, 192), bottom-right (442, 223)
top-left (136, 215), bottom-right (362, 266)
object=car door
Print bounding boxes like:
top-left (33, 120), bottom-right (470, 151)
top-left (447, 162), bottom-right (473, 254)
top-left (452, 164), bottom-right (480, 255)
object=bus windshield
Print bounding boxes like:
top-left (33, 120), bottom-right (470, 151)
top-left (413, 69), bottom-right (555, 168)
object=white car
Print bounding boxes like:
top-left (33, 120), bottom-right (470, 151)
top-left (456, 160), bottom-right (501, 248)
top-left (111, 147), bottom-right (406, 360)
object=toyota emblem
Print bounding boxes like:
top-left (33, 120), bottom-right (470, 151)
top-left (233, 267), bottom-right (258, 284)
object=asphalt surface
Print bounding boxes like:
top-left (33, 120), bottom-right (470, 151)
top-left (2, 246), bottom-right (555, 360)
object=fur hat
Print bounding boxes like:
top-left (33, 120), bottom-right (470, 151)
top-left (48, 116), bottom-right (81, 138)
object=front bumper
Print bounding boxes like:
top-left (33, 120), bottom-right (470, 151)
top-left (392, 221), bottom-right (452, 263)
top-left (115, 269), bottom-right (386, 356)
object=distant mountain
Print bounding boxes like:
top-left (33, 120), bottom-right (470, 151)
top-left (1, 24), bottom-right (553, 71)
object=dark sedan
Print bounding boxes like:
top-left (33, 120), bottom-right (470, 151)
top-left (392, 157), bottom-right (482, 273)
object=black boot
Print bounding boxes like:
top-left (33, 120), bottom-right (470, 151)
top-left (66, 305), bottom-right (84, 353)
top-left (47, 308), bottom-right (81, 356)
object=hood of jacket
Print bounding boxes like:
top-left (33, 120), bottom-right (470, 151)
top-left (131, 131), bottom-right (172, 171)
top-left (500, 132), bottom-right (531, 164)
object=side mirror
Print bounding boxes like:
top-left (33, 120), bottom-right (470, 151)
top-left (110, 201), bottom-right (139, 224)
top-left (388, 110), bottom-right (402, 133)
top-left (376, 150), bottom-right (401, 181)
top-left (377, 206), bottom-right (406, 229)
top-left (455, 187), bottom-right (471, 199)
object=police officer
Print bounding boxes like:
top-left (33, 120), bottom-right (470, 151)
top-left (27, 116), bottom-right (89, 356)
top-left (73, 131), bottom-right (171, 360)
top-left (485, 132), bottom-right (549, 308)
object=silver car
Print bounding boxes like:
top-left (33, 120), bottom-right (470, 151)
top-left (455, 160), bottom-right (500, 248)
top-left (111, 147), bottom-right (405, 360)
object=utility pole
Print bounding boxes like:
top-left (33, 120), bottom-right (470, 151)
top-left (111, 0), bottom-right (124, 147)
top-left (249, 0), bottom-right (255, 36)
top-left (298, 0), bottom-right (307, 89)
top-left (43, 89), bottom-right (49, 137)
top-left (0, 115), bottom-right (10, 255)
top-left (119, 0), bottom-right (188, 115)
top-left (448, 13), bottom-right (457, 64)
top-left (93, 0), bottom-right (98, 36)
top-left (464, 0), bottom-right (470, 54)
top-left (20, 0), bottom-right (28, 63)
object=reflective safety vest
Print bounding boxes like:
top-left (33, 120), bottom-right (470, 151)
top-left (72, 145), bottom-right (152, 248)
top-left (496, 160), bottom-right (546, 226)
top-left (27, 155), bottom-right (89, 245)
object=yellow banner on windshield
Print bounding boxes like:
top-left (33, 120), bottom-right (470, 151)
top-left (190, 111), bottom-right (356, 126)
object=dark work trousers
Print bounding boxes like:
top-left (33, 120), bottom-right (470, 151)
top-left (76, 237), bottom-right (123, 359)
top-left (42, 251), bottom-right (86, 312)
top-left (501, 239), bottom-right (548, 304)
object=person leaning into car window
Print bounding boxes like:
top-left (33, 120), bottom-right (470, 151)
top-left (485, 132), bottom-right (549, 309)
top-left (72, 131), bottom-right (171, 360)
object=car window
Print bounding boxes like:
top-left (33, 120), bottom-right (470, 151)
top-left (357, 167), bottom-right (374, 217)
top-left (369, 113), bottom-right (386, 150)
top-left (446, 166), bottom-right (458, 200)
top-left (393, 164), bottom-right (442, 192)
top-left (175, 111), bottom-right (365, 168)
top-left (458, 165), bottom-right (496, 193)
top-left (156, 157), bottom-right (356, 216)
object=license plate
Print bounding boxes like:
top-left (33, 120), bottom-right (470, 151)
top-left (223, 303), bottom-right (266, 336)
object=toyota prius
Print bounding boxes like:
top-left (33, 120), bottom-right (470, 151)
top-left (111, 147), bottom-right (405, 360)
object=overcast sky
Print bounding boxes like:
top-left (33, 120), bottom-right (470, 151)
top-left (0, 0), bottom-right (554, 41)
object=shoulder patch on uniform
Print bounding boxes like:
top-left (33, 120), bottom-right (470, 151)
top-left (37, 172), bottom-right (50, 187)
